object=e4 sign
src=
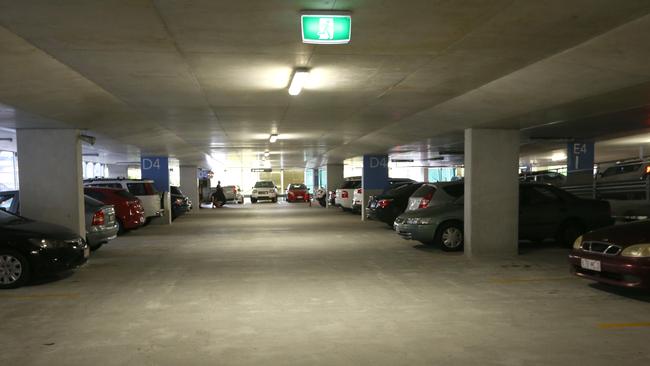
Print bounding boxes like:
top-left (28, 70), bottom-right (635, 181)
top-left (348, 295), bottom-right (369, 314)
top-left (301, 14), bottom-right (351, 44)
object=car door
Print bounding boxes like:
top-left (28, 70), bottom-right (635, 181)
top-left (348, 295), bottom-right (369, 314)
top-left (519, 185), bottom-right (566, 240)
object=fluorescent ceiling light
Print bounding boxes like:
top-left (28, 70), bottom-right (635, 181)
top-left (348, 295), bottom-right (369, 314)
top-left (269, 134), bottom-right (278, 143)
top-left (288, 69), bottom-right (309, 96)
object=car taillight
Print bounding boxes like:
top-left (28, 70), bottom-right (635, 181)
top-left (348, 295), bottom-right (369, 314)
top-left (418, 192), bottom-right (434, 209)
top-left (356, 188), bottom-right (362, 194)
top-left (233, 187), bottom-right (237, 193)
top-left (92, 210), bottom-right (105, 226)
top-left (342, 191), bottom-right (349, 198)
top-left (377, 199), bottom-right (392, 209)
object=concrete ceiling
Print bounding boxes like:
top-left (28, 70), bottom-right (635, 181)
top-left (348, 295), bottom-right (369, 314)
top-left (0, 1), bottom-right (649, 169)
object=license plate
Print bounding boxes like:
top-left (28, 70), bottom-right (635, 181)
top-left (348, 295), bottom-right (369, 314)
top-left (296, 196), bottom-right (303, 199)
top-left (580, 258), bottom-right (601, 272)
top-left (83, 247), bottom-right (90, 259)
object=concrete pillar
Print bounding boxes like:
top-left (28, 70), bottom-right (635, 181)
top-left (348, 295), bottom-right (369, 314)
top-left (464, 129), bottom-right (519, 258)
top-left (326, 163), bottom-right (344, 194)
top-left (361, 154), bottom-right (389, 221)
top-left (180, 165), bottom-right (199, 213)
top-left (16, 129), bottom-right (85, 236)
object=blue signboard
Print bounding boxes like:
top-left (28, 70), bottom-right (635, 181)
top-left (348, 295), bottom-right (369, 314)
top-left (362, 154), bottom-right (389, 190)
top-left (141, 156), bottom-right (169, 192)
top-left (567, 142), bottom-right (594, 173)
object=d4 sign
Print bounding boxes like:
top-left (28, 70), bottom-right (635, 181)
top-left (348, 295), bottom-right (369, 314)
top-left (301, 15), bottom-right (351, 44)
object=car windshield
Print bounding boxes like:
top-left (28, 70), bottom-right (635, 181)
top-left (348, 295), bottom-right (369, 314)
top-left (442, 184), bottom-right (464, 198)
top-left (386, 183), bottom-right (421, 196)
top-left (0, 209), bottom-right (24, 225)
top-left (254, 181), bottom-right (275, 188)
top-left (170, 186), bottom-right (183, 195)
top-left (411, 184), bottom-right (436, 198)
top-left (289, 184), bottom-right (306, 190)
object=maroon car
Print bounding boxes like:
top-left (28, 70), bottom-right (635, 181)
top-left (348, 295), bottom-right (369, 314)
top-left (569, 220), bottom-right (650, 289)
top-left (84, 187), bottom-right (145, 233)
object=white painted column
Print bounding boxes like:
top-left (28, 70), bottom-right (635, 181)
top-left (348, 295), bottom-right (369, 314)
top-left (464, 128), bottom-right (520, 258)
top-left (180, 165), bottom-right (199, 213)
top-left (16, 129), bottom-right (85, 236)
top-left (326, 163), bottom-right (344, 207)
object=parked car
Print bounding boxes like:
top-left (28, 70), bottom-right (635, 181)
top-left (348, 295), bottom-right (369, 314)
top-left (0, 191), bottom-right (119, 251)
top-left (84, 187), bottom-right (145, 233)
top-left (569, 219), bottom-right (650, 289)
top-left (170, 186), bottom-right (191, 220)
top-left (84, 178), bottom-right (163, 222)
top-left (405, 182), bottom-right (466, 212)
top-left (251, 181), bottom-right (278, 203)
top-left (597, 160), bottom-right (650, 183)
top-left (84, 196), bottom-right (119, 251)
top-left (394, 183), bottom-right (613, 251)
top-left (367, 182), bottom-right (425, 226)
top-left (222, 185), bottom-right (244, 204)
top-left (335, 177), bottom-right (361, 211)
top-left (0, 209), bottom-right (89, 289)
top-left (345, 178), bottom-right (417, 213)
top-left (286, 183), bottom-right (309, 202)
top-left (519, 170), bottom-right (566, 186)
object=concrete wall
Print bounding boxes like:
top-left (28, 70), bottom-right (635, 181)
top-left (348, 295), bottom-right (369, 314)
top-left (16, 129), bottom-right (85, 236)
top-left (464, 128), bottom-right (519, 258)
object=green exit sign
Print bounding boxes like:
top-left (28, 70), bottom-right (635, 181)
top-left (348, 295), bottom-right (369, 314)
top-left (301, 14), bottom-right (351, 44)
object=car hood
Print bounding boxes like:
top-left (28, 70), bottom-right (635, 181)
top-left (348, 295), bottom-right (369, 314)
top-left (582, 220), bottom-right (650, 247)
top-left (398, 203), bottom-right (462, 219)
top-left (1, 219), bottom-right (80, 241)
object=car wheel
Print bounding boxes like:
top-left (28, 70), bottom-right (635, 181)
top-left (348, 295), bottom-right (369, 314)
top-left (239, 198), bottom-right (244, 204)
top-left (435, 222), bottom-right (464, 252)
top-left (272, 197), bottom-right (278, 203)
top-left (0, 250), bottom-right (30, 289)
top-left (251, 198), bottom-right (257, 204)
top-left (116, 219), bottom-right (125, 235)
top-left (556, 221), bottom-right (584, 247)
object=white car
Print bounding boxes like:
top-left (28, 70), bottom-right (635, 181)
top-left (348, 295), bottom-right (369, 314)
top-left (84, 178), bottom-right (163, 221)
top-left (250, 181), bottom-right (278, 203)
top-left (222, 185), bottom-right (244, 204)
top-left (335, 177), bottom-right (361, 211)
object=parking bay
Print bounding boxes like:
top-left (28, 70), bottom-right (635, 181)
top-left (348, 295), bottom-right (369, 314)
top-left (0, 203), bottom-right (648, 365)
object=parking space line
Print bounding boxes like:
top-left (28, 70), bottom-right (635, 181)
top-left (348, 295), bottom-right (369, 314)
top-left (598, 322), bottom-right (650, 329)
top-left (0, 293), bottom-right (80, 300)
top-left (489, 276), bottom-right (573, 284)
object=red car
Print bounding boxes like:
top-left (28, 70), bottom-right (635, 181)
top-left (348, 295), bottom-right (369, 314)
top-left (84, 187), bottom-right (145, 233)
top-left (286, 183), bottom-right (309, 202)
top-left (569, 220), bottom-right (650, 289)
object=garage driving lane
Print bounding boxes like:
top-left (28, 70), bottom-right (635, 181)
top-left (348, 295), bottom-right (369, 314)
top-left (1, 203), bottom-right (648, 365)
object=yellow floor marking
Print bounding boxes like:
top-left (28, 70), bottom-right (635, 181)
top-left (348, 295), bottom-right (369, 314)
top-left (598, 322), bottom-right (650, 329)
top-left (0, 293), bottom-right (80, 300)
top-left (489, 276), bottom-right (573, 284)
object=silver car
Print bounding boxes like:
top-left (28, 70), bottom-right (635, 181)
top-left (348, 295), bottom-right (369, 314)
top-left (222, 185), bottom-right (244, 204)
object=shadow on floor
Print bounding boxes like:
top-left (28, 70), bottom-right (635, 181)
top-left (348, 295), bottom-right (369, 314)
top-left (589, 283), bottom-right (650, 303)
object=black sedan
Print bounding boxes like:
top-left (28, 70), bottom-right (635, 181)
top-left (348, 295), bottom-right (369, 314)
top-left (367, 183), bottom-right (424, 226)
top-left (0, 209), bottom-right (88, 289)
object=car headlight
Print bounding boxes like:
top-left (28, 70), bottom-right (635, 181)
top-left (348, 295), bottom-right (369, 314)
top-left (573, 235), bottom-right (583, 249)
top-left (252, 189), bottom-right (257, 194)
top-left (405, 218), bottom-right (418, 225)
top-left (621, 244), bottom-right (650, 258)
top-left (28, 238), bottom-right (67, 249)
top-left (418, 218), bottom-right (433, 225)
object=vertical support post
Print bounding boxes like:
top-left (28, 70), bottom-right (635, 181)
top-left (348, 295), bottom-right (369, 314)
top-left (16, 129), bottom-right (85, 236)
top-left (361, 154), bottom-right (389, 221)
top-left (464, 129), bottom-right (519, 258)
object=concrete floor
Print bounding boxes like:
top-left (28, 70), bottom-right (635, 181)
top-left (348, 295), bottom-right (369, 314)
top-left (1, 202), bottom-right (648, 365)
